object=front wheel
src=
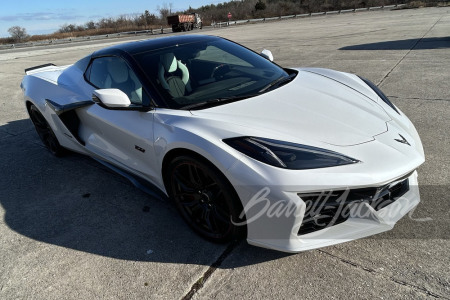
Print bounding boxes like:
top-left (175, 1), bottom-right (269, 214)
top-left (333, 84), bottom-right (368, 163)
top-left (29, 104), bottom-right (65, 156)
top-left (166, 155), bottom-right (246, 242)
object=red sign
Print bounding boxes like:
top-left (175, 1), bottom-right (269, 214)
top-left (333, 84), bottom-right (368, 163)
top-left (228, 12), bottom-right (232, 19)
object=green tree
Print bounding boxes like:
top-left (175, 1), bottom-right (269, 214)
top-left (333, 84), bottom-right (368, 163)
top-left (144, 10), bottom-right (156, 25)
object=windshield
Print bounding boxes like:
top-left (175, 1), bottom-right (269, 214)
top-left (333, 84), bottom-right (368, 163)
top-left (133, 38), bottom-right (291, 110)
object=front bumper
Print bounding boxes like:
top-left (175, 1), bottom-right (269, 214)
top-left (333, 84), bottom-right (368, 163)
top-left (244, 171), bottom-right (420, 253)
top-left (253, 172), bottom-right (420, 252)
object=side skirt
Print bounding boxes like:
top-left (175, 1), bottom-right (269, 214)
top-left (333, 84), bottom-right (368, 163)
top-left (93, 158), bottom-right (169, 202)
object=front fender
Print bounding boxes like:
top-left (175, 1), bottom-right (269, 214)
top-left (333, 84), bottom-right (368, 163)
top-left (152, 109), bottom-right (245, 192)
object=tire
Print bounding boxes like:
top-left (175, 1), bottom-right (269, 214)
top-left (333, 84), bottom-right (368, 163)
top-left (29, 104), bottom-right (65, 156)
top-left (166, 155), bottom-right (246, 242)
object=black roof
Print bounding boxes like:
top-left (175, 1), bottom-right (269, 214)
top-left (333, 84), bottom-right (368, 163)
top-left (92, 35), bottom-right (220, 57)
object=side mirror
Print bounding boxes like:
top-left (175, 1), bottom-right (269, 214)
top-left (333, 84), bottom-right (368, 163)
top-left (92, 89), bottom-right (131, 109)
top-left (260, 49), bottom-right (274, 62)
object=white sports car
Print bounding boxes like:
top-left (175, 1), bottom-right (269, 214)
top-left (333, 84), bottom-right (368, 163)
top-left (21, 35), bottom-right (425, 252)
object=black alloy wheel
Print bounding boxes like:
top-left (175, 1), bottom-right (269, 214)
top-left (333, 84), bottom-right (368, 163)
top-left (166, 155), bottom-right (246, 242)
top-left (29, 104), bottom-right (65, 156)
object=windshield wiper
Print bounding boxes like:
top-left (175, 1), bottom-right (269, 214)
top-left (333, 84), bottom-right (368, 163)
top-left (259, 73), bottom-right (296, 93)
top-left (181, 94), bottom-right (256, 110)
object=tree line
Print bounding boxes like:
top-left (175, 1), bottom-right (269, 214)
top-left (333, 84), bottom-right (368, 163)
top-left (1, 0), bottom-right (445, 44)
top-left (196, 0), bottom-right (441, 23)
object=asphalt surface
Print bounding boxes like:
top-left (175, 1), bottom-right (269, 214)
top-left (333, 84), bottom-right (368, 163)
top-left (1, 6), bottom-right (449, 300)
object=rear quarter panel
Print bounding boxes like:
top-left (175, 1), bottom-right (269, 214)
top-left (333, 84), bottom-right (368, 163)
top-left (22, 65), bottom-right (94, 153)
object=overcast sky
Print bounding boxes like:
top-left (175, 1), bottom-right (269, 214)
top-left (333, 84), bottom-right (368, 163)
top-left (0, 0), bottom-right (222, 37)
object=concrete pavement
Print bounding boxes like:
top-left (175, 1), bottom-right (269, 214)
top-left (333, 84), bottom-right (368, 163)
top-left (1, 6), bottom-right (449, 299)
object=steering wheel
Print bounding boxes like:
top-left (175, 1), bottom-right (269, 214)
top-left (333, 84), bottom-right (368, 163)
top-left (210, 64), bottom-right (231, 79)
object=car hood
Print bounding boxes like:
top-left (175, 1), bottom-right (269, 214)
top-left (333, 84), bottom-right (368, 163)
top-left (190, 68), bottom-right (391, 146)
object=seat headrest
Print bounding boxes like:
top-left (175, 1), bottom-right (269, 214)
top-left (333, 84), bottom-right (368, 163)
top-left (107, 59), bottom-right (129, 83)
top-left (160, 53), bottom-right (177, 73)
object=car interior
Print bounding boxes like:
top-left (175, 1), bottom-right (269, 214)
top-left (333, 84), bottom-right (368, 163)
top-left (87, 56), bottom-right (143, 105)
top-left (137, 46), bottom-right (280, 109)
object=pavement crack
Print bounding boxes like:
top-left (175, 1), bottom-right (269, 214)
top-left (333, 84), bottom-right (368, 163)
top-left (181, 240), bottom-right (240, 300)
top-left (388, 96), bottom-right (450, 102)
top-left (377, 15), bottom-right (443, 87)
top-left (318, 250), bottom-right (447, 299)
top-left (318, 249), bottom-right (377, 273)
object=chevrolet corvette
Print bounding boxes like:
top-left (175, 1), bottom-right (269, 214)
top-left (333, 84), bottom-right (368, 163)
top-left (21, 35), bottom-right (425, 252)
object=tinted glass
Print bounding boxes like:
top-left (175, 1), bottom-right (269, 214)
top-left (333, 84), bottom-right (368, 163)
top-left (88, 56), bottom-right (144, 105)
top-left (133, 39), bottom-right (289, 109)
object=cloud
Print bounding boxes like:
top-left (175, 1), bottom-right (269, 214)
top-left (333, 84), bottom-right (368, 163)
top-left (0, 12), bottom-right (82, 22)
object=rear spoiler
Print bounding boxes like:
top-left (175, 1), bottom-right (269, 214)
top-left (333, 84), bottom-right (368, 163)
top-left (24, 63), bottom-right (56, 74)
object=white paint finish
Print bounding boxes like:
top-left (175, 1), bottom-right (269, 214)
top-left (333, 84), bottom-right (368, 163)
top-left (21, 36), bottom-right (425, 253)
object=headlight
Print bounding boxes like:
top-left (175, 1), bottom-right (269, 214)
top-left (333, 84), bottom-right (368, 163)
top-left (358, 76), bottom-right (400, 115)
top-left (224, 137), bottom-right (359, 170)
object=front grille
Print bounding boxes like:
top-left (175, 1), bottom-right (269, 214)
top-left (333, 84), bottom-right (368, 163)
top-left (297, 178), bottom-right (410, 235)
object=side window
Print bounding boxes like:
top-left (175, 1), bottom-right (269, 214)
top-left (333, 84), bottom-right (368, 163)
top-left (88, 56), bottom-right (144, 105)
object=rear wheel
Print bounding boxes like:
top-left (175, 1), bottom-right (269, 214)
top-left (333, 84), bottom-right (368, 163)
top-left (166, 155), bottom-right (246, 242)
top-left (29, 104), bottom-right (65, 156)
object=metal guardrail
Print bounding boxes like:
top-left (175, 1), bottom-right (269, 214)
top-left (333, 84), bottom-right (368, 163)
top-left (0, 4), bottom-right (405, 50)
top-left (213, 4), bottom-right (405, 27)
top-left (0, 28), bottom-right (172, 50)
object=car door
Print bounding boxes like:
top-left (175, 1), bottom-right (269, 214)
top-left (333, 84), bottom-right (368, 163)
top-left (78, 56), bottom-right (160, 183)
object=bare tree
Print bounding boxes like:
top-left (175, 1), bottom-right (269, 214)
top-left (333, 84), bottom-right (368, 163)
top-left (158, 3), bottom-right (174, 22)
top-left (85, 21), bottom-right (96, 30)
top-left (255, 0), bottom-right (267, 11)
top-left (59, 24), bottom-right (77, 33)
top-left (8, 26), bottom-right (29, 42)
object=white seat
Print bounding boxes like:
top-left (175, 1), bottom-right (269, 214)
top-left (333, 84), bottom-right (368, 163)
top-left (158, 53), bottom-right (192, 97)
top-left (106, 58), bottom-right (142, 104)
